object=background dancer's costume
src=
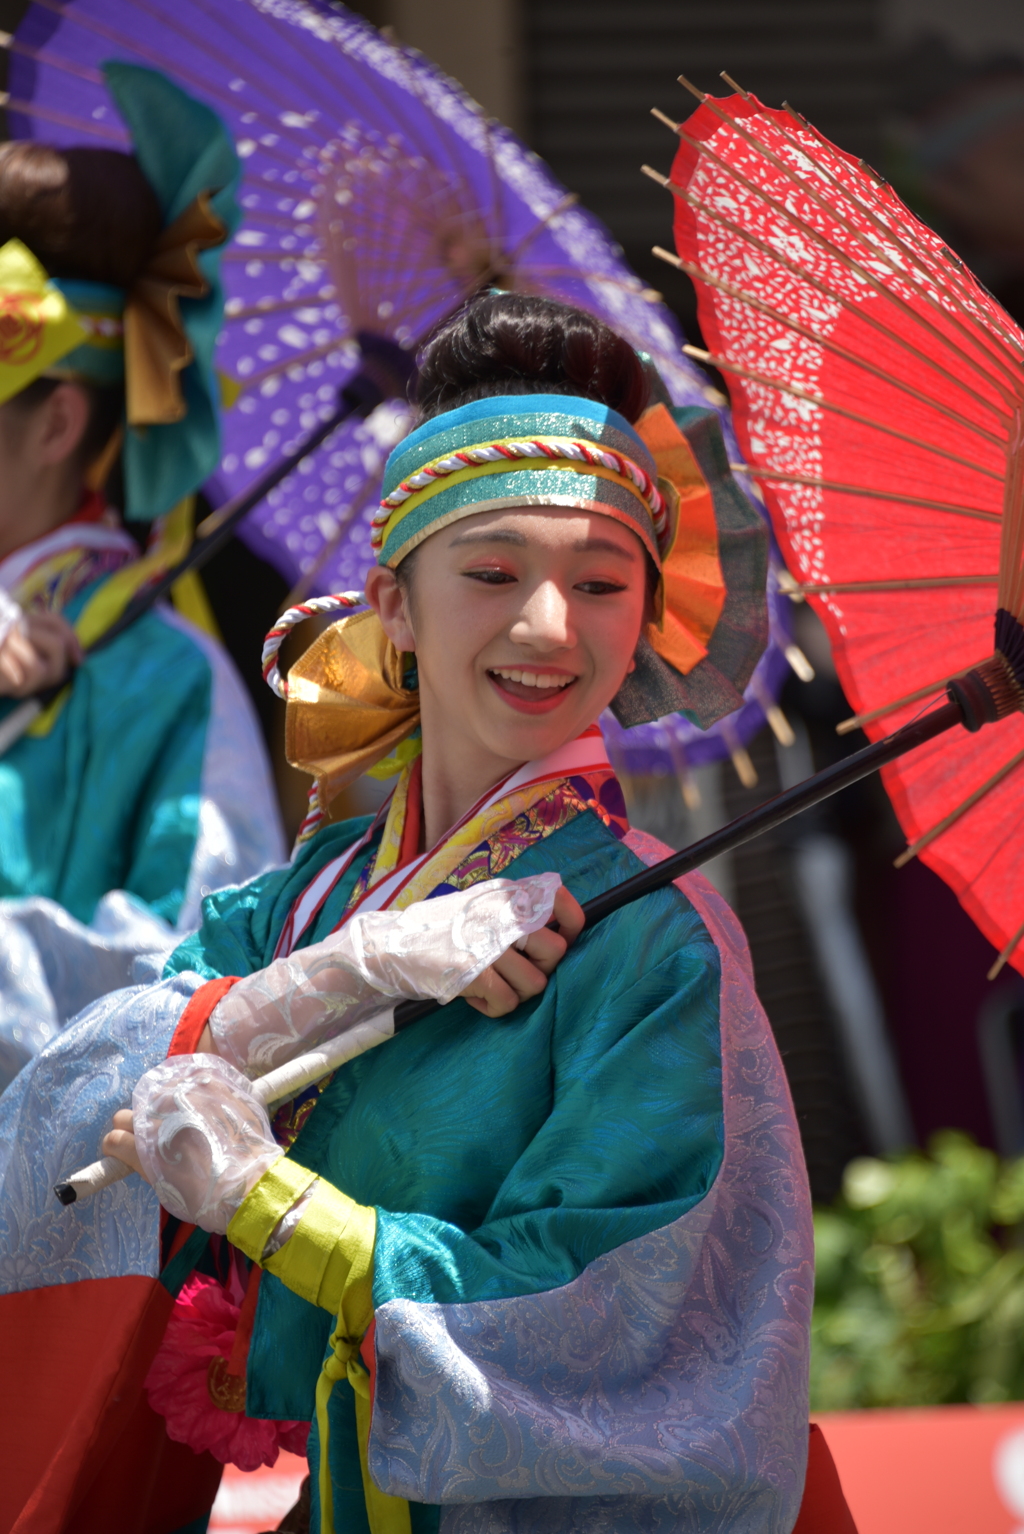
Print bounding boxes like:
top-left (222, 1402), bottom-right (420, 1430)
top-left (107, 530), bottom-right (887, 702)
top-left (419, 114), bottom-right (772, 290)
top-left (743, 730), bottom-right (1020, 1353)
top-left (0, 385), bottom-right (811, 1532)
top-left (0, 67), bottom-right (284, 1086)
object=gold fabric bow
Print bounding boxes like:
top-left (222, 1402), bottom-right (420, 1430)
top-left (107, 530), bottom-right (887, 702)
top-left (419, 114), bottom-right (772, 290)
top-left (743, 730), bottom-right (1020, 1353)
top-left (286, 609), bottom-right (420, 809)
top-left (124, 191), bottom-right (227, 426)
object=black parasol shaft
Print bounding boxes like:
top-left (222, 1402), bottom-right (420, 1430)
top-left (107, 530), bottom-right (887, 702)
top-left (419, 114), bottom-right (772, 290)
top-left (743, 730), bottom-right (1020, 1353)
top-left (392, 696), bottom-right (966, 1033)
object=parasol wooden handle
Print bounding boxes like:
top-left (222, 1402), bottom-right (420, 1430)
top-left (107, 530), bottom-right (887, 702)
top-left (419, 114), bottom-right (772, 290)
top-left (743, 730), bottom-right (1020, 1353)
top-left (53, 1007), bottom-right (396, 1205)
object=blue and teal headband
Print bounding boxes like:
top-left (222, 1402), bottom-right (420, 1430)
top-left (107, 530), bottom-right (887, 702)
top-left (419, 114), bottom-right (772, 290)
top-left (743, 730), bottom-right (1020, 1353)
top-left (373, 394), bottom-right (670, 568)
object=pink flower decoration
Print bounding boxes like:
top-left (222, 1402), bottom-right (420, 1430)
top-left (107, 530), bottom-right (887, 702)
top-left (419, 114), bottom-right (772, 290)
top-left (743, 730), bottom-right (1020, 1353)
top-left (146, 1273), bottom-right (309, 1472)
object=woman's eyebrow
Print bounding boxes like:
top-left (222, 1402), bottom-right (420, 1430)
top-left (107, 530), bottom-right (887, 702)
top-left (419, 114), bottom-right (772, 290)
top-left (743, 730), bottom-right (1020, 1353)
top-left (449, 529), bottom-right (637, 560)
top-left (449, 528), bottom-right (527, 547)
top-left (571, 536), bottom-right (638, 560)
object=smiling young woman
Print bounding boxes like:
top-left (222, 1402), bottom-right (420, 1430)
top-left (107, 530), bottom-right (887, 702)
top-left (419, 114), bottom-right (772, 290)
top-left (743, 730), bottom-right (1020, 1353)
top-left (2, 293), bottom-right (813, 1534)
top-left (366, 506), bottom-right (648, 853)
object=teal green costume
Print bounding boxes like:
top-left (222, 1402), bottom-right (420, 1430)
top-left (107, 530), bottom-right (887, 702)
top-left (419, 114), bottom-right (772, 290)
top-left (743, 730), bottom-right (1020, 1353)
top-left (169, 798), bottom-right (726, 1533)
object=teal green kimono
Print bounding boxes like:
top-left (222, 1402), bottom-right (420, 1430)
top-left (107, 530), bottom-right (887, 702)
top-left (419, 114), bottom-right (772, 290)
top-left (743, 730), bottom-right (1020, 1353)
top-left (166, 785), bottom-right (814, 1534)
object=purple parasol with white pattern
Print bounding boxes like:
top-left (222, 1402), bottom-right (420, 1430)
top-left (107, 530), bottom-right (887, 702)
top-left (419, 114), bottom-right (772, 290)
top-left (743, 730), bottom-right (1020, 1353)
top-left (5, 0), bottom-right (797, 776)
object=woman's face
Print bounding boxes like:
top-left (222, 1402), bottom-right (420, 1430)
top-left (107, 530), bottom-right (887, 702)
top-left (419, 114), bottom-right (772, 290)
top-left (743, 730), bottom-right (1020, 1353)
top-left (367, 506), bottom-right (649, 771)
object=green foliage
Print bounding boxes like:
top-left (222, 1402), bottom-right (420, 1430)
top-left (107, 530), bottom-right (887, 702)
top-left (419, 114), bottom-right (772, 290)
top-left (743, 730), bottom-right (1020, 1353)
top-left (811, 1132), bottom-right (1024, 1411)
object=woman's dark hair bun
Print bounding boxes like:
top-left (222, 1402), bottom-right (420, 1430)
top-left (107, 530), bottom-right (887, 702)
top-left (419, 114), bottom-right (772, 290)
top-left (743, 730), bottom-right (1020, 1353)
top-left (416, 292), bottom-right (650, 424)
top-left (0, 143), bottom-right (161, 289)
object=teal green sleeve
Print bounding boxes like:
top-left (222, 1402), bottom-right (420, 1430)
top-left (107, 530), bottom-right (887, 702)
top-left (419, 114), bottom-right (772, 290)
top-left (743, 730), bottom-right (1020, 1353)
top-left (0, 607), bottom-right (210, 924)
top-left (368, 901), bottom-right (724, 1306)
top-left (164, 814), bottom-right (376, 978)
top-left (117, 642), bottom-right (211, 922)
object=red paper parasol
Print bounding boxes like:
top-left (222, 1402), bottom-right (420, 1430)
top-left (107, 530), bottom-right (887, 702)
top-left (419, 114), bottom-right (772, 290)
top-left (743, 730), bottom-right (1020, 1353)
top-left (643, 75), bottom-right (1024, 979)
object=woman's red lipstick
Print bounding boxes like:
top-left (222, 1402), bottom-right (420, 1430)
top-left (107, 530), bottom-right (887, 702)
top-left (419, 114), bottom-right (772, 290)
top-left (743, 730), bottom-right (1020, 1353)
top-left (486, 667), bottom-right (578, 714)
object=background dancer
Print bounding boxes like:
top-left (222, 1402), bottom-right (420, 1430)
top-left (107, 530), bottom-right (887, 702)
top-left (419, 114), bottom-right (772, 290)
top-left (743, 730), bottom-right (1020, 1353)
top-left (0, 64), bottom-right (284, 1087)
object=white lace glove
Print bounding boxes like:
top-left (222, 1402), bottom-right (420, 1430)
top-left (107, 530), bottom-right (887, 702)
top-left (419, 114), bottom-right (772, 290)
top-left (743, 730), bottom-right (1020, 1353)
top-left (132, 1054), bottom-right (283, 1234)
top-left (210, 872), bottom-right (562, 1078)
top-left (0, 585), bottom-right (25, 649)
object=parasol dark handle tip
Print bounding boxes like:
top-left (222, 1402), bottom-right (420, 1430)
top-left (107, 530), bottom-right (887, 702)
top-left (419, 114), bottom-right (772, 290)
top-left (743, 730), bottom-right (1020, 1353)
top-left (53, 1182), bottom-right (77, 1206)
top-left (948, 657), bottom-right (1022, 733)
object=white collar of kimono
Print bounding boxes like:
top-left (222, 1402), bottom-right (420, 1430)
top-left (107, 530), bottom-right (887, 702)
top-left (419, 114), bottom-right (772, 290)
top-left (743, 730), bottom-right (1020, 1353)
top-left (276, 728), bottom-right (611, 958)
top-left (0, 520), bottom-right (136, 597)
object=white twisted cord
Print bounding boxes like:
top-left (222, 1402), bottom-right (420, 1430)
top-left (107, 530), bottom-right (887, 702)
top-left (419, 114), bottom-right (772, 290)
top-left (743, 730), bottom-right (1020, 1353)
top-left (261, 591), bottom-right (364, 700)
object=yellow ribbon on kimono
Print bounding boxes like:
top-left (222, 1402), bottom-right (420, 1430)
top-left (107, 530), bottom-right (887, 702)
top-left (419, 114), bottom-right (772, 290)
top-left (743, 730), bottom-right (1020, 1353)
top-left (228, 1159), bottom-right (410, 1534)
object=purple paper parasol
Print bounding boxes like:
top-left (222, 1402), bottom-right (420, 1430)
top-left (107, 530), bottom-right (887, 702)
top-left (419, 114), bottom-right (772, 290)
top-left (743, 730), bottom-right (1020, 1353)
top-left (5, 0), bottom-right (799, 770)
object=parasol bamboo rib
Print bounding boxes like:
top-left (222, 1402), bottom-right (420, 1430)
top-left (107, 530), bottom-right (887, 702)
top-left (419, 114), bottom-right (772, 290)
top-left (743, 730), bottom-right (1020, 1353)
top-left (667, 128), bottom-right (1022, 416)
top-left (0, 35), bottom-right (103, 84)
top-left (1, 26), bottom-right (297, 167)
top-left (224, 294), bottom-right (338, 322)
top-left (518, 268), bottom-right (663, 300)
top-left (998, 411), bottom-right (1024, 618)
top-left (772, 96), bottom-right (1024, 365)
top-left (671, 126), bottom-right (1017, 423)
top-left (239, 210), bottom-right (321, 235)
top-left (236, 339), bottom-right (358, 395)
top-left (191, 0), bottom-right (482, 203)
top-left (222, 249), bottom-right (330, 265)
top-left (32, 0), bottom-right (322, 179)
top-left (674, 320), bottom-right (1005, 475)
top-left (991, 918), bottom-right (1024, 981)
top-left (728, 463), bottom-right (1001, 523)
top-left (779, 103), bottom-right (1024, 369)
top-left (656, 245), bottom-right (999, 478)
top-left (664, 113), bottom-right (1021, 413)
top-left (281, 469), bottom-right (376, 610)
top-left (42, 0), bottom-right (313, 148)
top-left (648, 168), bottom-right (1012, 446)
top-left (0, 91), bottom-right (127, 142)
top-left (675, 79), bottom-right (1024, 401)
top-left (894, 745), bottom-right (1024, 868)
top-left (836, 666), bottom-right (988, 733)
top-left (502, 192), bottom-right (580, 267)
top-left (781, 577), bottom-right (997, 595)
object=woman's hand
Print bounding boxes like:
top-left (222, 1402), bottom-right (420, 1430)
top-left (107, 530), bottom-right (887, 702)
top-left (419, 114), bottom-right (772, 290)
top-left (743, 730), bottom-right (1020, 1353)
top-left (0, 611), bottom-right (82, 696)
top-left (461, 885), bottom-right (585, 1017)
top-left (107, 1056), bottom-right (282, 1231)
top-left (102, 1108), bottom-right (148, 1180)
